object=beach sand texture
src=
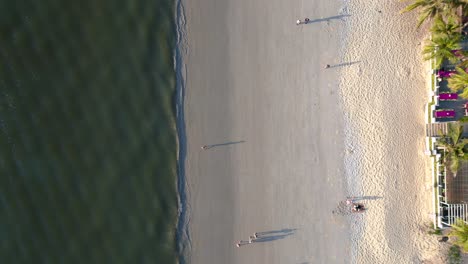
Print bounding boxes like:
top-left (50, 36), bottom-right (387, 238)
top-left (178, 0), bottom-right (446, 263)
top-left (340, 1), bottom-right (446, 263)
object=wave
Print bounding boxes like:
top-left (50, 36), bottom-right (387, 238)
top-left (174, 0), bottom-right (191, 263)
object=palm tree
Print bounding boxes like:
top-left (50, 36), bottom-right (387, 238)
top-left (456, 55), bottom-right (468, 69)
top-left (448, 67), bottom-right (468, 98)
top-left (430, 15), bottom-right (462, 38)
top-left (444, 0), bottom-right (468, 14)
top-left (401, 0), bottom-right (468, 28)
top-left (423, 34), bottom-right (461, 68)
top-left (444, 0), bottom-right (468, 13)
top-left (401, 0), bottom-right (448, 28)
top-left (449, 218), bottom-right (468, 252)
top-left (438, 122), bottom-right (468, 176)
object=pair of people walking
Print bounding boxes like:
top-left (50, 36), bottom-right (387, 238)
top-left (236, 232), bottom-right (259, 247)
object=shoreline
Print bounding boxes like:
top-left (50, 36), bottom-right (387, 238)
top-left (174, 0), bottom-right (190, 262)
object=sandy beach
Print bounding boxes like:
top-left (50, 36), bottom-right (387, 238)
top-left (339, 1), bottom-right (447, 262)
top-left (177, 0), bottom-right (446, 263)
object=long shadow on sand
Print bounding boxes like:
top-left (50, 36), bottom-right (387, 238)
top-left (305, 14), bottom-right (351, 24)
top-left (253, 228), bottom-right (296, 243)
top-left (254, 234), bottom-right (293, 243)
top-left (204, 140), bottom-right (245, 149)
top-left (328, 61), bottom-right (360, 68)
top-left (349, 196), bottom-right (383, 201)
top-left (256, 228), bottom-right (296, 235)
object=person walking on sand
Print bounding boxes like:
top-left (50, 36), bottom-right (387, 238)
top-left (253, 232), bottom-right (258, 239)
top-left (296, 18), bottom-right (310, 25)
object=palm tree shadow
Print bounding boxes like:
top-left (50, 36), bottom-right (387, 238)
top-left (306, 14), bottom-right (351, 24)
top-left (329, 61), bottom-right (360, 68)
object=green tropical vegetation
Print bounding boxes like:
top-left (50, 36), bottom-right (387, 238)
top-left (448, 67), bottom-right (468, 97)
top-left (401, 0), bottom-right (468, 28)
top-left (437, 122), bottom-right (468, 176)
top-left (431, 15), bottom-right (462, 38)
top-left (448, 244), bottom-right (462, 264)
top-left (423, 34), bottom-right (461, 68)
top-left (401, 0), bottom-right (452, 28)
top-left (449, 218), bottom-right (468, 252)
top-left (402, 0), bottom-right (468, 68)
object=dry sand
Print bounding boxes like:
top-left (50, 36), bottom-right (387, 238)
top-left (340, 0), bottom-right (447, 263)
top-left (177, 0), bottom-right (447, 263)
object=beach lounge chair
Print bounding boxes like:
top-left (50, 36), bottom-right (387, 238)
top-left (439, 93), bottom-right (458, 101)
top-left (434, 109), bottom-right (455, 118)
top-left (437, 70), bottom-right (456, 78)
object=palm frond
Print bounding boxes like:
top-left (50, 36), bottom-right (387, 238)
top-left (430, 15), bottom-right (462, 38)
top-left (450, 122), bottom-right (463, 144)
top-left (401, 0), bottom-right (450, 28)
top-left (448, 67), bottom-right (468, 95)
top-left (401, 0), bottom-right (427, 13)
top-left (423, 35), bottom-right (461, 68)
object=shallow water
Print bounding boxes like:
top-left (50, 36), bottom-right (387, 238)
top-left (0, 1), bottom-right (178, 263)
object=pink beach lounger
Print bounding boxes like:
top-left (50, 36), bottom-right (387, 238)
top-left (439, 93), bottom-right (458, 101)
top-left (434, 110), bottom-right (455, 118)
top-left (437, 70), bottom-right (456, 78)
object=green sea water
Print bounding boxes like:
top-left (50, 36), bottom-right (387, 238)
top-left (0, 0), bottom-right (178, 263)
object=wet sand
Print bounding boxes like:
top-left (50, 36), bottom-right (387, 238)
top-left (179, 0), bottom-right (349, 263)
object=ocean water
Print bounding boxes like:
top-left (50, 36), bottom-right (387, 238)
top-left (0, 1), bottom-right (178, 263)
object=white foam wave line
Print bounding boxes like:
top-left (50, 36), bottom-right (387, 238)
top-left (173, 0), bottom-right (191, 263)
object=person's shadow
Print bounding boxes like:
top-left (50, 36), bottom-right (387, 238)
top-left (327, 61), bottom-right (360, 68)
top-left (305, 14), bottom-right (351, 24)
top-left (203, 140), bottom-right (245, 149)
top-left (253, 234), bottom-right (292, 243)
top-left (253, 228), bottom-right (296, 243)
top-left (350, 196), bottom-right (383, 201)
